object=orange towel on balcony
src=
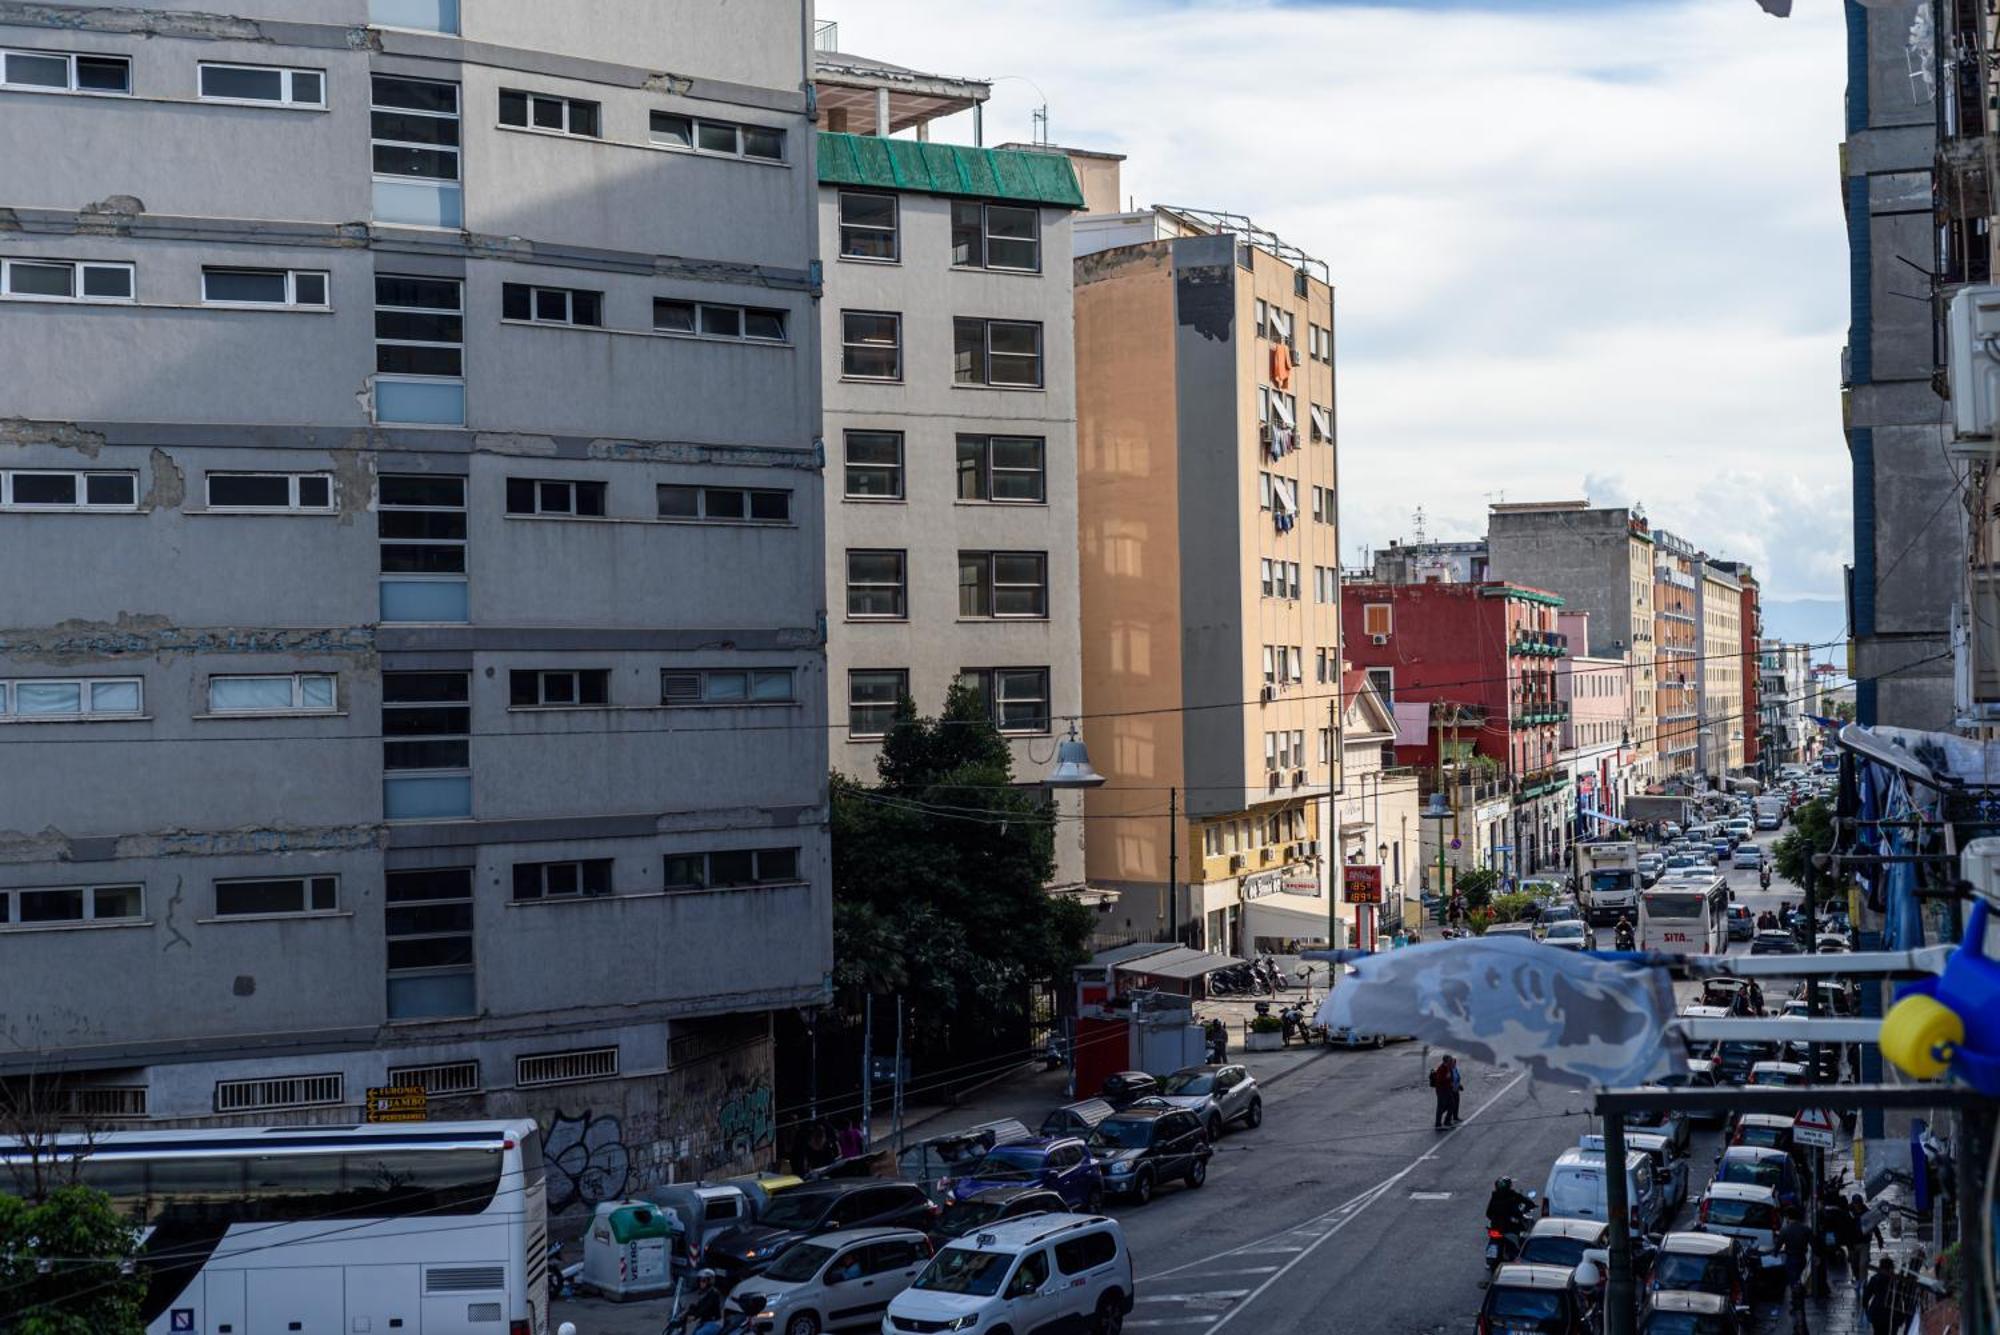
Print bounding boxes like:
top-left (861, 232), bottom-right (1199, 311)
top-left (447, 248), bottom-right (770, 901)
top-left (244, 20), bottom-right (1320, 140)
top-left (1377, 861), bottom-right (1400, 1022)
top-left (1271, 342), bottom-right (1292, 389)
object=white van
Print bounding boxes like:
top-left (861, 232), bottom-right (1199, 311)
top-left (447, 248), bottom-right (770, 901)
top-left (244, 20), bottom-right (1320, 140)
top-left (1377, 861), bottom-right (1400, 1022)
top-left (1541, 1147), bottom-right (1662, 1236)
top-left (885, 1213), bottom-right (1132, 1335)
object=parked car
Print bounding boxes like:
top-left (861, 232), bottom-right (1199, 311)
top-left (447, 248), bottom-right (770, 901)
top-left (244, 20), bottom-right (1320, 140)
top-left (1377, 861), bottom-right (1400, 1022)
top-left (1694, 1183), bottom-right (1787, 1289)
top-left (1540, 920), bottom-right (1591, 952)
top-left (885, 1213), bottom-right (1133, 1335)
top-left (1639, 1288), bottom-right (1745, 1335)
top-left (704, 1181), bottom-right (939, 1284)
top-left (1538, 901), bottom-right (1583, 928)
top-left (1638, 855), bottom-right (1664, 887)
top-left (1647, 1231), bottom-right (1748, 1306)
top-left (1479, 1263), bottom-right (1599, 1334)
top-left (1708, 1039), bottom-right (1777, 1086)
top-left (1713, 1145), bottom-right (1801, 1211)
top-left (1486, 921), bottom-right (1538, 940)
top-left (1749, 931), bottom-right (1800, 956)
top-left (730, 1226), bottom-right (932, 1335)
top-left (929, 1187), bottom-right (1069, 1244)
top-left (1086, 1107), bottom-right (1210, 1205)
top-left (938, 1137), bottom-right (1103, 1213)
top-left (1725, 906), bottom-right (1754, 941)
top-left (1098, 1071), bottom-right (1160, 1111)
top-left (1039, 1098), bottom-right (1115, 1140)
top-left (1746, 1061), bottom-right (1807, 1089)
top-left (1728, 1114), bottom-right (1798, 1157)
top-left (1543, 1147), bottom-right (1664, 1235)
top-left (1730, 844), bottom-right (1762, 870)
top-left (897, 1121), bottom-right (1034, 1200)
top-left (1621, 1095), bottom-right (1692, 1156)
top-left (1581, 1131), bottom-right (1688, 1212)
top-left (1672, 1058), bottom-right (1729, 1126)
top-left (1142, 1064), bottom-right (1263, 1141)
top-left (644, 1182), bottom-right (757, 1270)
top-left (1518, 1216), bottom-right (1610, 1270)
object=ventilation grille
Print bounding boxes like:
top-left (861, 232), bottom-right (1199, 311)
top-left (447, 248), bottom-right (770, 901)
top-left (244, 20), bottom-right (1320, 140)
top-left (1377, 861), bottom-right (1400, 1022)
top-left (214, 1073), bottom-right (343, 1113)
top-left (387, 1060), bottom-right (480, 1095)
top-left (426, 1265), bottom-right (506, 1293)
top-left (61, 1087), bottom-right (147, 1119)
top-left (467, 1301), bottom-right (504, 1322)
top-left (515, 1046), bottom-right (618, 1088)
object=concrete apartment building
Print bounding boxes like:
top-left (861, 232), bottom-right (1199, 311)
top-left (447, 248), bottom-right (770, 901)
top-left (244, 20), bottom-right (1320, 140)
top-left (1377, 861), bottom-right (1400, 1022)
top-left (1697, 561), bottom-right (1745, 781)
top-left (1074, 201), bottom-right (1342, 954)
top-left (1842, 0), bottom-right (1956, 729)
top-left (1557, 611), bottom-right (1635, 834)
top-left (1485, 502), bottom-right (1657, 790)
top-left (1711, 559), bottom-right (1762, 778)
top-left (0, 0), bottom-right (827, 1173)
top-left (811, 52), bottom-right (1089, 890)
top-left (1653, 530), bottom-right (1702, 778)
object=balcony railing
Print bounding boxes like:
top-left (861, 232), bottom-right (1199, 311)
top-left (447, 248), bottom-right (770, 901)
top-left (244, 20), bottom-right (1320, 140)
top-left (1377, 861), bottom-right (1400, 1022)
top-left (1509, 630), bottom-right (1570, 658)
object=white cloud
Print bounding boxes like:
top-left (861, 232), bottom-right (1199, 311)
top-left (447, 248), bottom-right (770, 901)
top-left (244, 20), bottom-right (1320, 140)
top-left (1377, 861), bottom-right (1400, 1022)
top-left (824, 0), bottom-right (1851, 598)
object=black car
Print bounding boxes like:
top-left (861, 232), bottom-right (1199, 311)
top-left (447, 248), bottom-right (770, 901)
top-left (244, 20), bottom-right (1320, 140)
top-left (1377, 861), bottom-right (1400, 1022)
top-left (1039, 1097), bottom-right (1116, 1139)
top-left (927, 1186), bottom-right (1068, 1244)
top-left (1748, 931), bottom-right (1800, 956)
top-left (702, 1181), bottom-right (937, 1283)
top-left (1086, 1107), bottom-right (1210, 1205)
top-left (1708, 1039), bottom-right (1779, 1086)
top-left (1099, 1070), bottom-right (1160, 1110)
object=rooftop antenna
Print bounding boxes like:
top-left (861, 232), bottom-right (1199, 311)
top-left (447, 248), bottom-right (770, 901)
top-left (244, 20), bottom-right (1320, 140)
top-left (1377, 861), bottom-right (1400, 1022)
top-left (1484, 489), bottom-right (1506, 508)
top-left (1031, 104), bottom-right (1050, 146)
top-left (1411, 505), bottom-right (1428, 546)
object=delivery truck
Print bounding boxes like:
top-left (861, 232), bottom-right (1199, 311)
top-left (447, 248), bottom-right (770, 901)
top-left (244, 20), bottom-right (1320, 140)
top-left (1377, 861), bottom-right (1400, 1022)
top-left (1576, 840), bottom-right (1641, 926)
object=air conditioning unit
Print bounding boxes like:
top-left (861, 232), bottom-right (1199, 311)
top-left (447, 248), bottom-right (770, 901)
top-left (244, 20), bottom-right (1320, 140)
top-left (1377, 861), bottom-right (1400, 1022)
top-left (1302, 839), bottom-right (1319, 858)
top-left (1292, 769), bottom-right (1306, 787)
top-left (1950, 285), bottom-right (2000, 441)
top-left (1267, 771), bottom-right (1283, 792)
top-left (1261, 685), bottom-right (1275, 703)
top-left (1229, 855), bottom-right (1245, 872)
top-left (1260, 848), bottom-right (1274, 864)
top-left (1371, 634), bottom-right (1388, 645)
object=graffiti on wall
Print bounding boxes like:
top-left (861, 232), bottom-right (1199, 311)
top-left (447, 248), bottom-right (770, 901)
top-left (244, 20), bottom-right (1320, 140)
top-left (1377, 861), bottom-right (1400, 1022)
top-left (715, 1076), bottom-right (774, 1167)
top-left (541, 1109), bottom-right (633, 1212)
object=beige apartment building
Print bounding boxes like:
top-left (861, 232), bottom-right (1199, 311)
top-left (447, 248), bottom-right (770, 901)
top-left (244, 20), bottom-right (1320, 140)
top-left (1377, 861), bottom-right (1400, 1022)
top-left (1699, 561), bottom-right (1745, 779)
top-left (1073, 197), bottom-right (1343, 954)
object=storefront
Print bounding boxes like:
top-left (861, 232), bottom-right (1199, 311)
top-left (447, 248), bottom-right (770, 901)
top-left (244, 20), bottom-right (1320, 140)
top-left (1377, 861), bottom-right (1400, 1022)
top-left (1239, 865), bottom-right (1338, 955)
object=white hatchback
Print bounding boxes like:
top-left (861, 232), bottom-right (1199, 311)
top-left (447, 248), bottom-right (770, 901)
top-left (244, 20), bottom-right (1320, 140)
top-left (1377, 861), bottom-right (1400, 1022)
top-left (883, 1214), bottom-right (1132, 1335)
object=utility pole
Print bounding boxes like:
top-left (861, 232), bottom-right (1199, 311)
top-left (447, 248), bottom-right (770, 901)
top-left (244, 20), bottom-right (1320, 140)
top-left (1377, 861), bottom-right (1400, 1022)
top-left (860, 992), bottom-right (874, 1148)
top-left (892, 994), bottom-right (906, 1153)
top-left (1167, 786), bottom-right (1179, 945)
top-left (1603, 1111), bottom-right (1636, 1335)
top-left (1329, 691), bottom-right (1340, 951)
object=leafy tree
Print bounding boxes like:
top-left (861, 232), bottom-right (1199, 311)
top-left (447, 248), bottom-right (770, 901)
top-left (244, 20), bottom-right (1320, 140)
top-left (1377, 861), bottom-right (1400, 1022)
top-left (1487, 891), bottom-right (1541, 924)
top-left (0, 1186), bottom-right (145, 1335)
top-left (832, 684), bottom-right (1093, 1051)
top-left (1771, 798), bottom-right (1846, 890)
top-left (1457, 867), bottom-right (1501, 912)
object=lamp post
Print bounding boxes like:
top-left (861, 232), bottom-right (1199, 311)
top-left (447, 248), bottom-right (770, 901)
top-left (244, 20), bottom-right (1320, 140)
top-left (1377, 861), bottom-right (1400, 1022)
top-left (1423, 791), bottom-right (1452, 929)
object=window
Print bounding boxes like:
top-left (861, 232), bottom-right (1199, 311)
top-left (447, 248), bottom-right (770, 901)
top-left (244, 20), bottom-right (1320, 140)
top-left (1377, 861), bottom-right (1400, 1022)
top-left (656, 485), bottom-right (791, 523)
top-left (517, 1047), bottom-right (618, 1088)
top-left (2, 49), bottom-right (129, 95)
top-left (378, 474), bottom-right (467, 620)
top-left (371, 0), bottom-right (458, 31)
top-left (951, 201), bottom-right (1041, 271)
top-left (651, 298), bottom-right (785, 341)
top-left (0, 258), bottom-right (133, 303)
top-left (1261, 562), bottom-right (1300, 600)
top-left (201, 267), bottom-right (329, 308)
top-left (660, 668), bottom-right (794, 705)
top-left (841, 311), bottom-right (901, 380)
top-left (1366, 667), bottom-right (1394, 705)
top-left (848, 670), bottom-right (907, 739)
top-left (511, 859), bottom-right (613, 901)
top-left (503, 283), bottom-right (602, 327)
top-left (1315, 648), bottom-right (1329, 683)
top-left (505, 477), bottom-right (606, 517)
top-left (1362, 603), bottom-right (1392, 638)
top-left (954, 318), bottom-right (1043, 388)
top-left (838, 191), bottom-right (898, 261)
top-left (662, 847), bottom-right (801, 891)
top-left (0, 469), bottom-right (136, 510)
top-left (205, 472), bottom-right (334, 512)
top-left (959, 551), bottom-right (1048, 618)
top-left (214, 1072), bottom-right (344, 1113)
top-left (958, 667), bottom-right (1051, 734)
top-left (1309, 404), bottom-right (1332, 443)
top-left (648, 110), bottom-right (783, 161)
top-left (0, 677), bottom-right (143, 721)
top-left (955, 435), bottom-right (1045, 503)
top-left (499, 88), bottom-right (599, 137)
top-left (509, 669), bottom-right (609, 708)
top-left (199, 62), bottom-right (323, 107)
top-left (1315, 566), bottom-right (1338, 604)
top-left (372, 75), bottom-right (461, 227)
top-left (844, 431), bottom-right (903, 500)
top-left (0, 883), bottom-right (143, 929)
top-left (214, 875), bottom-right (339, 917)
top-left (847, 550), bottom-right (907, 619)
top-left (374, 274), bottom-right (463, 424)
top-left (385, 867), bottom-right (474, 1018)
top-left (383, 671), bottom-right (470, 819)
top-left (209, 674), bottom-right (336, 714)
top-left (1258, 472), bottom-right (1273, 511)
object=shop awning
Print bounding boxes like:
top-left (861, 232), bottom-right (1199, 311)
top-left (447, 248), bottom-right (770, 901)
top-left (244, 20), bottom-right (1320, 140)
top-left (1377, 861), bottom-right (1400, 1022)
top-left (1244, 897), bottom-right (1338, 945)
top-left (1112, 947), bottom-right (1242, 981)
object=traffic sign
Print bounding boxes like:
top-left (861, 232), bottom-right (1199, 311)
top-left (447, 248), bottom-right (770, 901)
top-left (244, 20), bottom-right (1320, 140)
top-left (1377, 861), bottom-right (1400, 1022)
top-left (1792, 1107), bottom-right (1837, 1149)
top-left (366, 1085), bottom-right (428, 1123)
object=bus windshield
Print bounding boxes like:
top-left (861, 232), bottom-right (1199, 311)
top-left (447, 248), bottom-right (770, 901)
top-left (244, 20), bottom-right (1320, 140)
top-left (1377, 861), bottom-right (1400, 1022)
top-left (1645, 893), bottom-right (1705, 920)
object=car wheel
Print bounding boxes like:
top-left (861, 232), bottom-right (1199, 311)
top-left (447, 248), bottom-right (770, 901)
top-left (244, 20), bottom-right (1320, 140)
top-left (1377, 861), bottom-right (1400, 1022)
top-left (1186, 1156), bottom-right (1207, 1188)
top-left (1133, 1169), bottom-right (1155, 1205)
top-left (1372, 1034), bottom-right (1386, 1050)
top-left (786, 1314), bottom-right (821, 1335)
top-left (1244, 1098), bottom-right (1263, 1129)
top-left (1095, 1292), bottom-right (1126, 1335)
top-left (1085, 1184), bottom-right (1104, 1213)
top-left (1206, 1115), bottom-right (1223, 1143)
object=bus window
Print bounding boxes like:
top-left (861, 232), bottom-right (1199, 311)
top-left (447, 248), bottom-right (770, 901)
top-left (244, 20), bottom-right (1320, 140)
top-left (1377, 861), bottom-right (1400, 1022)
top-left (76, 1156), bottom-right (150, 1223)
top-left (149, 1156), bottom-right (251, 1226)
top-left (517, 1127), bottom-right (545, 1189)
top-left (343, 1148), bottom-right (501, 1216)
top-left (248, 1151), bottom-right (346, 1218)
top-left (1645, 892), bottom-right (1704, 919)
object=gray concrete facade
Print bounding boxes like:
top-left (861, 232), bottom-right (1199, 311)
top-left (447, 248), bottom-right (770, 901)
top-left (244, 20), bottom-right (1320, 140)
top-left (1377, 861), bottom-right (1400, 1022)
top-left (0, 0), bottom-right (827, 1182)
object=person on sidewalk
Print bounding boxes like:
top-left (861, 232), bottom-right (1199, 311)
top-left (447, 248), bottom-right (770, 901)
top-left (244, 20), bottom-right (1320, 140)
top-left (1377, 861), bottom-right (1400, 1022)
top-left (1864, 1256), bottom-right (1899, 1335)
top-left (1429, 1055), bottom-right (1460, 1128)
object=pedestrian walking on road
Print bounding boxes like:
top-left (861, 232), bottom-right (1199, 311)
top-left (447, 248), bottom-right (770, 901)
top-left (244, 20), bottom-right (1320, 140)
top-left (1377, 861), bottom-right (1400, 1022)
top-left (1430, 1055), bottom-right (1462, 1128)
top-left (1862, 1256), bottom-right (1898, 1335)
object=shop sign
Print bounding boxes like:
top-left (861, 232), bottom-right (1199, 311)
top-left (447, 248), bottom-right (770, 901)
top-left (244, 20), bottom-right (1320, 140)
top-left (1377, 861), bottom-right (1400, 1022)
top-left (1241, 870), bottom-right (1286, 901)
top-left (1342, 864), bottom-right (1384, 904)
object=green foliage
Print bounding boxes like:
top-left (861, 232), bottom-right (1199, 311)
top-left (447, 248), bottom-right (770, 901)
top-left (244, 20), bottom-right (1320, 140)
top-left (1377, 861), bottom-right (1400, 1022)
top-left (0, 1185), bottom-right (145, 1335)
top-left (1487, 891), bottom-right (1541, 924)
top-left (1466, 907), bottom-right (1493, 934)
top-left (832, 684), bottom-right (1091, 1044)
top-left (1249, 1014), bottom-right (1283, 1034)
top-left (1771, 798), bottom-right (1845, 889)
top-left (1457, 867), bottom-right (1501, 912)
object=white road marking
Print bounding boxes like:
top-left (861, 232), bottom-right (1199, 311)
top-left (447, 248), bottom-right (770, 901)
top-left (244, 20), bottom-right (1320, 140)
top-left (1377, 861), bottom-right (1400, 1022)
top-left (1126, 1319), bottom-right (1218, 1328)
top-left (1135, 1290), bottom-right (1251, 1303)
top-left (1138, 1068), bottom-right (1530, 1330)
top-left (1178, 1266), bottom-right (1280, 1276)
top-left (1408, 1191), bottom-right (1453, 1200)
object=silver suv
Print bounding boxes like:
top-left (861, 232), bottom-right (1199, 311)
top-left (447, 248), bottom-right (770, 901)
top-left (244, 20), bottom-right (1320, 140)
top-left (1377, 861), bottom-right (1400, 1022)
top-left (885, 1214), bottom-right (1133, 1335)
top-left (1138, 1064), bottom-right (1262, 1141)
top-left (730, 1226), bottom-right (931, 1335)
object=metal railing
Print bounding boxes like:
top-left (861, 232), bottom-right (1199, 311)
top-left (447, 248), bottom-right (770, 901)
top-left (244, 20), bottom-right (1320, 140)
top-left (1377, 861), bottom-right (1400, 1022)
top-left (814, 20), bottom-right (840, 52)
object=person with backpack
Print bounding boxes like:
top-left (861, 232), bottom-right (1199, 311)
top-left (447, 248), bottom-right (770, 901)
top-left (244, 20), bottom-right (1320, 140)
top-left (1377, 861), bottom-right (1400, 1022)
top-left (1430, 1055), bottom-right (1462, 1128)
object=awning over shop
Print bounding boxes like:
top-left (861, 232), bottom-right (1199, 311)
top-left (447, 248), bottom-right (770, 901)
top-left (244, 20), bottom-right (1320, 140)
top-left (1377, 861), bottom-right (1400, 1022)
top-left (1244, 896), bottom-right (1337, 945)
top-left (1111, 946), bottom-right (1243, 981)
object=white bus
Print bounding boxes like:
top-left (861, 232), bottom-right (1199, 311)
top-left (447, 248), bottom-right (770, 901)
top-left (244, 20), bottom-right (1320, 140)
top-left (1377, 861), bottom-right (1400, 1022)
top-left (1639, 877), bottom-right (1729, 963)
top-left (0, 1118), bottom-right (547, 1335)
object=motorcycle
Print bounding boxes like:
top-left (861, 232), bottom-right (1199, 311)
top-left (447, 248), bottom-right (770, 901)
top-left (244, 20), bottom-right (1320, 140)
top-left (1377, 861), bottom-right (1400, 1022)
top-left (1613, 925), bottom-right (1636, 952)
top-left (1484, 1203), bottom-right (1537, 1271)
top-left (1759, 867), bottom-right (1772, 891)
top-left (1278, 1002), bottom-right (1307, 1045)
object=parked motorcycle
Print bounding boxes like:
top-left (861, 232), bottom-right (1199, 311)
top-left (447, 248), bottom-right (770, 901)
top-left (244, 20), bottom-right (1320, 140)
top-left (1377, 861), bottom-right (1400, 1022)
top-left (1278, 1002), bottom-right (1307, 1045)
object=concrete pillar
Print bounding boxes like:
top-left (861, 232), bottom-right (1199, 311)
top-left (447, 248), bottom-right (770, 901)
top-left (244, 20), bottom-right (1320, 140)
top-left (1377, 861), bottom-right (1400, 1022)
top-left (875, 86), bottom-right (890, 136)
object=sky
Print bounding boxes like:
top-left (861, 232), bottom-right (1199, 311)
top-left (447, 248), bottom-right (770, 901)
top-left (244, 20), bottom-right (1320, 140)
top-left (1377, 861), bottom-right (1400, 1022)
top-left (823, 0), bottom-right (1853, 607)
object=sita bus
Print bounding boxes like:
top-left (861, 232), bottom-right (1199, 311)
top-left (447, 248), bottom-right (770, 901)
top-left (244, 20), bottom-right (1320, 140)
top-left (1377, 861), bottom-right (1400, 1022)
top-left (1638, 875), bottom-right (1730, 964)
top-left (0, 1118), bottom-right (547, 1335)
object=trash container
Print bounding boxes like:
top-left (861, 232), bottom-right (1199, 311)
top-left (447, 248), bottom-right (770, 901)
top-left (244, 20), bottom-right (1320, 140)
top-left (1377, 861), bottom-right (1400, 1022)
top-left (580, 1199), bottom-right (679, 1300)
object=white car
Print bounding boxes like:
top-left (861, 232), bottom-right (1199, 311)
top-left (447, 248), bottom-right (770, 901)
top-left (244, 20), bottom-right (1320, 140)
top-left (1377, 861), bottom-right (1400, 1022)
top-left (1540, 920), bottom-right (1590, 952)
top-left (1696, 1182), bottom-right (1787, 1278)
top-left (734, 1226), bottom-right (932, 1335)
top-left (885, 1214), bottom-right (1132, 1335)
top-left (1731, 844), bottom-right (1763, 870)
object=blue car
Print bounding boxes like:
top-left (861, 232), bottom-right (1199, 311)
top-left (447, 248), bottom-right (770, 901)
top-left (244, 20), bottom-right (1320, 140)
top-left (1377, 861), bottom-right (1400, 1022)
top-left (936, 1135), bottom-right (1103, 1212)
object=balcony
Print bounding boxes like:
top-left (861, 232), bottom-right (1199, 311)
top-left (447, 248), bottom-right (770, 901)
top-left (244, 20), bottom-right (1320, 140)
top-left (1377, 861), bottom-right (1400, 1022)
top-left (1515, 768), bottom-right (1571, 800)
top-left (1509, 630), bottom-right (1570, 658)
top-left (1514, 705), bottom-right (1570, 725)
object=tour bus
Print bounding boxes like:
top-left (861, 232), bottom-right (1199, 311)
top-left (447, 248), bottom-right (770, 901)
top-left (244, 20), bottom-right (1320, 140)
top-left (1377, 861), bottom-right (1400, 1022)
top-left (1639, 875), bottom-right (1729, 964)
top-left (0, 1118), bottom-right (547, 1335)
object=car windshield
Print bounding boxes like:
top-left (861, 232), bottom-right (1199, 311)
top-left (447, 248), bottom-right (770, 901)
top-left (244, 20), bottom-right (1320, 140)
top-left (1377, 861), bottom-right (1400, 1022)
top-left (1519, 1236), bottom-right (1589, 1267)
top-left (763, 1242), bottom-right (836, 1283)
top-left (971, 1148), bottom-right (1045, 1179)
top-left (1641, 1314), bottom-right (1727, 1335)
top-left (936, 1199), bottom-right (1008, 1238)
top-left (1546, 923), bottom-right (1586, 939)
top-left (1161, 1072), bottom-right (1216, 1095)
top-left (1704, 1197), bottom-right (1777, 1229)
top-left (1738, 1125), bottom-right (1788, 1150)
top-left (1720, 1158), bottom-right (1783, 1190)
top-left (756, 1194), bottom-right (832, 1229)
top-left (1653, 1252), bottom-right (1729, 1290)
top-left (1089, 1120), bottom-right (1154, 1150)
top-left (1489, 1286), bottom-right (1565, 1321)
top-left (914, 1248), bottom-right (1014, 1296)
top-left (1719, 1042), bottom-right (1774, 1064)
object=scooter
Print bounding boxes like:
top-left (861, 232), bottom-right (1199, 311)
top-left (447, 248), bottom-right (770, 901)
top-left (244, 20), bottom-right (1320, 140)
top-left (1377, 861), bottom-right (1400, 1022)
top-left (1483, 1197), bottom-right (1538, 1271)
top-left (1613, 925), bottom-right (1636, 952)
top-left (1278, 1002), bottom-right (1307, 1045)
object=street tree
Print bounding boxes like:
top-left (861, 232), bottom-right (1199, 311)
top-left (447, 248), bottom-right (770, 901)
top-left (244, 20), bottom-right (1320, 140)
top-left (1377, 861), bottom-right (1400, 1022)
top-left (1771, 798), bottom-right (1844, 889)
